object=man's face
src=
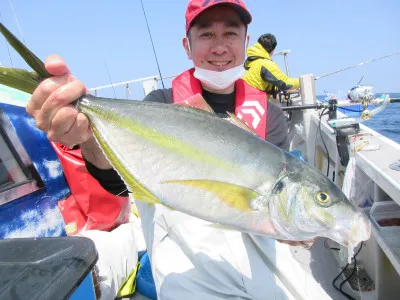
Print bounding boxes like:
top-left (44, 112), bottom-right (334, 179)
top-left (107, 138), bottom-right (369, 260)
top-left (183, 6), bottom-right (249, 72)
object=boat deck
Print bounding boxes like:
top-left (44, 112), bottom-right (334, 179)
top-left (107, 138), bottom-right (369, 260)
top-left (355, 126), bottom-right (400, 205)
top-left (131, 238), bottom-right (371, 300)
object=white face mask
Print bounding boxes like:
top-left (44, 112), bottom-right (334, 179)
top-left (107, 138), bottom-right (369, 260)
top-left (193, 64), bottom-right (246, 91)
top-left (186, 37), bottom-right (248, 91)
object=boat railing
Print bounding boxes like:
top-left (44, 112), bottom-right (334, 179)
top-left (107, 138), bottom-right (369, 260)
top-left (88, 49), bottom-right (292, 99)
top-left (89, 74), bottom-right (178, 99)
top-left (293, 74), bottom-right (400, 298)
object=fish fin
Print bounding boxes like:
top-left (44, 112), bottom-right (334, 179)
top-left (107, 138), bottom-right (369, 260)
top-left (131, 202), bottom-right (140, 218)
top-left (175, 93), bottom-right (215, 113)
top-left (132, 185), bottom-right (162, 205)
top-left (163, 179), bottom-right (259, 211)
top-left (226, 112), bottom-right (258, 135)
top-left (0, 23), bottom-right (50, 79)
top-left (0, 67), bottom-right (42, 94)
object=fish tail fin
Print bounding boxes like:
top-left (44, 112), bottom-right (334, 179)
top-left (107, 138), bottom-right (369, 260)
top-left (0, 67), bottom-right (42, 95)
top-left (0, 23), bottom-right (50, 94)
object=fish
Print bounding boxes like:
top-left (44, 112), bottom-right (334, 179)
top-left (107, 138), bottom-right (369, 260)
top-left (0, 23), bottom-right (370, 257)
top-left (347, 85), bottom-right (375, 103)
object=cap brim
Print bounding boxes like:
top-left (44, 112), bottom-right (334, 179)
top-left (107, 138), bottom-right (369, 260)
top-left (226, 4), bottom-right (252, 25)
top-left (188, 2), bottom-right (252, 32)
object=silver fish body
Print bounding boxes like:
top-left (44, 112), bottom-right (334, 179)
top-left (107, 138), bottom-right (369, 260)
top-left (78, 95), bottom-right (370, 247)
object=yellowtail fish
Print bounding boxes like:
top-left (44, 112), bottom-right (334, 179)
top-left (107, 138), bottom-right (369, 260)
top-left (0, 23), bottom-right (370, 258)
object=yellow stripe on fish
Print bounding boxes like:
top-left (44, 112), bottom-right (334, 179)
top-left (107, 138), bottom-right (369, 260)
top-left (80, 102), bottom-right (240, 173)
top-left (163, 179), bottom-right (259, 212)
top-left (91, 122), bottom-right (161, 205)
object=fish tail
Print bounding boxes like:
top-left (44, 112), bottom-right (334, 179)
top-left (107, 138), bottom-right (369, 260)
top-left (0, 23), bottom-right (50, 94)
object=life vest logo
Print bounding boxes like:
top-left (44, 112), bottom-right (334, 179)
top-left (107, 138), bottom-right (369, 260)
top-left (236, 100), bottom-right (265, 129)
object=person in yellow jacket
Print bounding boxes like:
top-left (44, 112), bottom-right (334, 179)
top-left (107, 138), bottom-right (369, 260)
top-left (243, 33), bottom-right (300, 99)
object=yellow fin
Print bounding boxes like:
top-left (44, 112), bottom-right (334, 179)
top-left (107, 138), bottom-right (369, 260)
top-left (175, 93), bottom-right (215, 113)
top-left (226, 112), bottom-right (258, 135)
top-left (163, 179), bottom-right (258, 211)
top-left (0, 67), bottom-right (42, 95)
top-left (117, 262), bottom-right (140, 297)
top-left (131, 202), bottom-right (140, 218)
top-left (132, 184), bottom-right (162, 205)
top-left (0, 23), bottom-right (50, 79)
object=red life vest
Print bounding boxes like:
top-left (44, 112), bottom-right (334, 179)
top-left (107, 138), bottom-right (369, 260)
top-left (52, 142), bottom-right (130, 234)
top-left (172, 68), bottom-right (268, 139)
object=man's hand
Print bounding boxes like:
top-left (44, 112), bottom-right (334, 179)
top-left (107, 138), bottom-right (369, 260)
top-left (26, 55), bottom-right (91, 147)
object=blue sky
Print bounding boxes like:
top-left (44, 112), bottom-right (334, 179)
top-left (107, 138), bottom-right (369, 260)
top-left (0, 0), bottom-right (399, 100)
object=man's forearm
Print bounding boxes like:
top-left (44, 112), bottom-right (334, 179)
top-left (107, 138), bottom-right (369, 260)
top-left (80, 137), bottom-right (113, 170)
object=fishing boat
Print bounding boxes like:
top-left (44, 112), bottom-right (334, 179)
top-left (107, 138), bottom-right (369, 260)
top-left (0, 20), bottom-right (399, 297)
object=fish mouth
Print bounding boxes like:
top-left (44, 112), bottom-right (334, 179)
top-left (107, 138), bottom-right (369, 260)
top-left (329, 212), bottom-right (371, 247)
top-left (349, 212), bottom-right (371, 245)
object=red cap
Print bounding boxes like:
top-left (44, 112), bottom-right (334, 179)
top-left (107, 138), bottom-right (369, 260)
top-left (185, 0), bottom-right (252, 33)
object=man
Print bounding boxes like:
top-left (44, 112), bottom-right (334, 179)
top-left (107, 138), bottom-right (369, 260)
top-left (243, 33), bottom-right (300, 99)
top-left (27, 1), bottom-right (324, 299)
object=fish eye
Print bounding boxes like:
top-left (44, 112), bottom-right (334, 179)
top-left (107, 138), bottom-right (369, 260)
top-left (315, 191), bottom-right (331, 205)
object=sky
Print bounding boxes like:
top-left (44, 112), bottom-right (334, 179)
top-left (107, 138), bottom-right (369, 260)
top-left (0, 0), bottom-right (399, 100)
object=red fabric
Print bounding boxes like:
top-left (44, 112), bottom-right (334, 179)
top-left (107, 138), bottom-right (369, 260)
top-left (185, 0), bottom-right (252, 33)
top-left (172, 68), bottom-right (268, 139)
top-left (234, 79), bottom-right (268, 139)
top-left (52, 142), bottom-right (130, 233)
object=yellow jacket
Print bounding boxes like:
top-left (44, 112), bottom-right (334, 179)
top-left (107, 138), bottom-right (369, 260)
top-left (243, 42), bottom-right (300, 95)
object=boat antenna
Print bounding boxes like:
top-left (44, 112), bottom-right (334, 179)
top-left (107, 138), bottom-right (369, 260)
top-left (0, 12), bottom-right (13, 66)
top-left (315, 51), bottom-right (400, 80)
top-left (140, 0), bottom-right (165, 88)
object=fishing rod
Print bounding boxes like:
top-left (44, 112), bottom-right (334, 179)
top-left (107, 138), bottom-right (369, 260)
top-left (140, 0), bottom-right (165, 89)
top-left (283, 91), bottom-right (399, 129)
top-left (315, 51), bottom-right (400, 80)
top-left (0, 12), bottom-right (13, 67)
top-left (281, 97), bottom-right (400, 111)
top-left (7, 0), bottom-right (25, 44)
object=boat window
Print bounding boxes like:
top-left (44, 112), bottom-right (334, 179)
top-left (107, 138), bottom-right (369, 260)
top-left (0, 109), bottom-right (44, 206)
